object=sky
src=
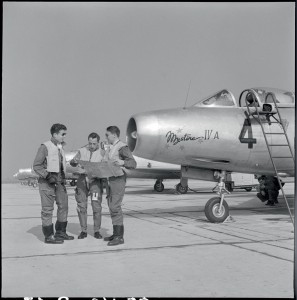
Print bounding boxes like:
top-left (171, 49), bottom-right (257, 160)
top-left (2, 2), bottom-right (295, 179)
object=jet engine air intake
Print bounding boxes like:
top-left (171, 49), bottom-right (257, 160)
top-left (127, 112), bottom-right (162, 160)
top-left (127, 117), bottom-right (137, 152)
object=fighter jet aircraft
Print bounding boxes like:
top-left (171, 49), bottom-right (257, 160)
top-left (13, 168), bottom-right (39, 187)
top-left (15, 150), bottom-right (182, 191)
top-left (126, 87), bottom-right (295, 223)
top-left (13, 166), bottom-right (80, 187)
top-left (64, 152), bottom-right (181, 191)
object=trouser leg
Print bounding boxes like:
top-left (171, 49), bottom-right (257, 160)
top-left (55, 183), bottom-right (68, 222)
top-left (268, 190), bottom-right (278, 204)
top-left (108, 175), bottom-right (126, 226)
top-left (91, 192), bottom-right (102, 232)
top-left (39, 187), bottom-right (55, 227)
top-left (75, 186), bottom-right (88, 232)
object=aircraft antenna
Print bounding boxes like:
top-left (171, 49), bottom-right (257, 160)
top-left (183, 80), bottom-right (192, 109)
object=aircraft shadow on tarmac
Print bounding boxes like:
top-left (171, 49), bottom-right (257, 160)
top-left (27, 223), bottom-right (110, 242)
top-left (123, 195), bottom-right (294, 222)
top-left (124, 188), bottom-right (215, 195)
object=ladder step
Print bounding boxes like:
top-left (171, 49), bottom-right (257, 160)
top-left (268, 144), bottom-right (289, 146)
top-left (264, 132), bottom-right (285, 135)
top-left (261, 121), bottom-right (280, 123)
top-left (271, 157), bottom-right (293, 159)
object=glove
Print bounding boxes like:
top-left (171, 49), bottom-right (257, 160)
top-left (70, 158), bottom-right (79, 167)
top-left (46, 173), bottom-right (57, 185)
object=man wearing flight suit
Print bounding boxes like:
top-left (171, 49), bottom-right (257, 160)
top-left (257, 175), bottom-right (284, 206)
top-left (102, 126), bottom-right (137, 246)
top-left (33, 123), bottom-right (74, 244)
top-left (264, 175), bottom-right (284, 206)
top-left (70, 132), bottom-right (105, 239)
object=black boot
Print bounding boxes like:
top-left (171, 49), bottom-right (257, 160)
top-left (42, 224), bottom-right (64, 244)
top-left (104, 225), bottom-right (116, 241)
top-left (78, 231), bottom-right (87, 239)
top-left (265, 201), bottom-right (275, 206)
top-left (107, 225), bottom-right (124, 246)
top-left (94, 232), bottom-right (102, 239)
top-left (54, 221), bottom-right (74, 240)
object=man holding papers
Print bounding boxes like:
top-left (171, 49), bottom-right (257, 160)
top-left (70, 132), bottom-right (105, 239)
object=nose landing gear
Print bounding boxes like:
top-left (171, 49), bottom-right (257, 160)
top-left (205, 171), bottom-right (230, 223)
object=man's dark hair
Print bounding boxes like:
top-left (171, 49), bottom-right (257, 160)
top-left (50, 123), bottom-right (67, 135)
top-left (88, 132), bottom-right (100, 142)
top-left (106, 126), bottom-right (120, 137)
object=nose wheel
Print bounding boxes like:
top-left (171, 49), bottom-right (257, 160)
top-left (205, 171), bottom-right (231, 223)
top-left (205, 197), bottom-right (229, 223)
top-left (154, 180), bottom-right (164, 192)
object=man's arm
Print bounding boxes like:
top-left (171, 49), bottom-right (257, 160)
top-left (119, 146), bottom-right (137, 169)
top-left (33, 144), bottom-right (48, 179)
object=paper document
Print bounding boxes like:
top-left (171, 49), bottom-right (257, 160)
top-left (78, 160), bottom-right (123, 178)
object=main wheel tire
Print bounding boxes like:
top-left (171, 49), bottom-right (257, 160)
top-left (154, 182), bottom-right (164, 192)
top-left (176, 183), bottom-right (188, 194)
top-left (70, 180), bottom-right (75, 186)
top-left (205, 197), bottom-right (229, 223)
top-left (245, 187), bottom-right (252, 192)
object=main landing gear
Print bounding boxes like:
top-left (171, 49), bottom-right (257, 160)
top-left (175, 183), bottom-right (188, 194)
top-left (205, 171), bottom-right (230, 223)
top-left (154, 179), bottom-right (164, 192)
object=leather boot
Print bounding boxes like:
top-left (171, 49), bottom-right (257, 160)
top-left (104, 225), bottom-right (116, 241)
top-left (55, 221), bottom-right (74, 240)
top-left (107, 225), bottom-right (124, 246)
top-left (42, 224), bottom-right (64, 244)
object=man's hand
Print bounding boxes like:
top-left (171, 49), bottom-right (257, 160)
top-left (70, 158), bottom-right (79, 167)
top-left (46, 173), bottom-right (57, 185)
top-left (112, 159), bottom-right (125, 166)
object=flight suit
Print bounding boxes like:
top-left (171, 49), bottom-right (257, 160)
top-left (103, 140), bottom-right (136, 246)
top-left (70, 146), bottom-right (104, 236)
top-left (265, 176), bottom-right (283, 205)
top-left (33, 138), bottom-right (74, 243)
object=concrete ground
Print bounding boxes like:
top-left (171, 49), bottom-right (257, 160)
top-left (2, 179), bottom-right (295, 298)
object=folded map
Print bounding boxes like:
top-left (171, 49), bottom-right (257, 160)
top-left (77, 160), bottom-right (123, 178)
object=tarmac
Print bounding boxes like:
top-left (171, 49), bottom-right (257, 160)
top-left (2, 179), bottom-right (295, 298)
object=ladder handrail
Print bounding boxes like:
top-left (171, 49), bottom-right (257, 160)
top-left (265, 92), bottom-right (295, 162)
top-left (244, 93), bottom-right (294, 226)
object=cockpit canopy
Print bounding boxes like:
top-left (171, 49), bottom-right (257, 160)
top-left (192, 88), bottom-right (294, 109)
top-left (239, 87), bottom-right (295, 107)
top-left (193, 89), bottom-right (237, 108)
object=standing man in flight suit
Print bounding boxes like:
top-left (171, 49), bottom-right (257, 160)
top-left (70, 132), bottom-right (105, 239)
top-left (33, 123), bottom-right (74, 244)
top-left (102, 126), bottom-right (137, 246)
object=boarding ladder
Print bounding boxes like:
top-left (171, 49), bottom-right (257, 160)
top-left (245, 93), bottom-right (295, 226)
